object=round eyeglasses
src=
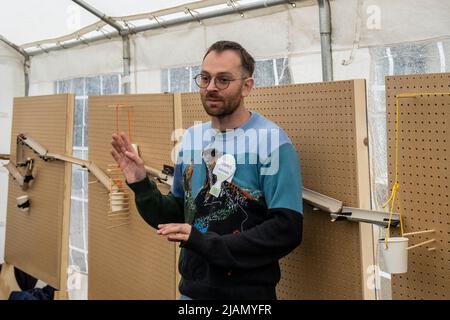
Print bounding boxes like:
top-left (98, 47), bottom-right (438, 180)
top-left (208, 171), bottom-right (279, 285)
top-left (193, 74), bottom-right (247, 90)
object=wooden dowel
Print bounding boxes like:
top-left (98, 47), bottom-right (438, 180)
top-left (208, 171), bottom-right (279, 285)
top-left (109, 194), bottom-right (129, 198)
top-left (106, 223), bottom-right (130, 229)
top-left (108, 209), bottom-right (129, 214)
top-left (403, 229), bottom-right (435, 236)
top-left (108, 217), bottom-right (129, 221)
top-left (406, 239), bottom-right (436, 250)
top-left (107, 213), bottom-right (129, 217)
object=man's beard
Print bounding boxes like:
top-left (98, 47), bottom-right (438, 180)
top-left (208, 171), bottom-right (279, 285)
top-left (201, 91), bottom-right (243, 118)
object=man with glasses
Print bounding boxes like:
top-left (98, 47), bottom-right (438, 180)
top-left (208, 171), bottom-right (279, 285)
top-left (111, 41), bottom-right (303, 300)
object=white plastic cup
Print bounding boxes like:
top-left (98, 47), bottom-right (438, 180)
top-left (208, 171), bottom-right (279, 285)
top-left (379, 237), bottom-right (409, 274)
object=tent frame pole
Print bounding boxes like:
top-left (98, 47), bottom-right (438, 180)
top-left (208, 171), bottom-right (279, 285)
top-left (0, 35), bottom-right (30, 96)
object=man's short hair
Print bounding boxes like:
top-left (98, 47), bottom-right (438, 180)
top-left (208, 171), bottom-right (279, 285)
top-left (203, 40), bottom-right (255, 77)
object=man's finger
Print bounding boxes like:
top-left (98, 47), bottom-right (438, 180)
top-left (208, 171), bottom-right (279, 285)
top-left (120, 132), bottom-right (135, 154)
top-left (111, 149), bottom-right (122, 163)
top-left (167, 233), bottom-right (189, 242)
top-left (112, 134), bottom-right (123, 148)
top-left (111, 138), bottom-right (124, 155)
top-left (158, 225), bottom-right (184, 236)
top-left (124, 151), bottom-right (143, 166)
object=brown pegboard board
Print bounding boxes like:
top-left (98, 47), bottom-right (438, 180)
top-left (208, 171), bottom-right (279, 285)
top-left (385, 73), bottom-right (450, 300)
top-left (180, 80), bottom-right (371, 299)
top-left (5, 94), bottom-right (74, 290)
top-left (88, 94), bottom-right (177, 299)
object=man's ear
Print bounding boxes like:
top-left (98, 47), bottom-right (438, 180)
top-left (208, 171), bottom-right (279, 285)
top-left (242, 77), bottom-right (254, 97)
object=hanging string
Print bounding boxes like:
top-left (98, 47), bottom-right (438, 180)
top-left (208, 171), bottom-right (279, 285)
top-left (115, 104), bottom-right (120, 135)
top-left (382, 92), bottom-right (450, 248)
top-left (126, 103), bottom-right (132, 142)
top-left (113, 103), bottom-right (134, 190)
top-left (114, 103), bottom-right (133, 142)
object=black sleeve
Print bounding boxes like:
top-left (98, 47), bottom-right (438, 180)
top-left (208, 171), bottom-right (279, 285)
top-left (181, 208), bottom-right (303, 269)
top-left (127, 176), bottom-right (185, 229)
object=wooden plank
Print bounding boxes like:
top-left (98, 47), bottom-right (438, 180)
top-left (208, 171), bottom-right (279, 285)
top-left (88, 94), bottom-right (177, 300)
top-left (385, 72), bottom-right (450, 300)
top-left (57, 94), bottom-right (74, 299)
top-left (5, 94), bottom-right (74, 291)
top-left (173, 93), bottom-right (183, 300)
top-left (353, 79), bottom-right (376, 300)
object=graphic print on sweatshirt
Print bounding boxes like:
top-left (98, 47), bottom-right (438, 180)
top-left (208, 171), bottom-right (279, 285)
top-left (172, 111), bottom-right (304, 236)
top-left (183, 152), bottom-right (267, 235)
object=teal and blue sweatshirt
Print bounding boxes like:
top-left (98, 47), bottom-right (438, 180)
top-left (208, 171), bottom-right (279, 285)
top-left (128, 111), bottom-right (303, 300)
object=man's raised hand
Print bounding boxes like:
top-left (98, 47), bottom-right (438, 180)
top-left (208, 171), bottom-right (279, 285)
top-left (111, 132), bottom-right (146, 184)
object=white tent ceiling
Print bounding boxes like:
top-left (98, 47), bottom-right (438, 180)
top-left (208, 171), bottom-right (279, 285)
top-left (0, 0), bottom-right (222, 46)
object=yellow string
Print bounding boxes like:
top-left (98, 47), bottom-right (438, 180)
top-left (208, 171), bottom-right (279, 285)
top-left (382, 92), bottom-right (450, 248)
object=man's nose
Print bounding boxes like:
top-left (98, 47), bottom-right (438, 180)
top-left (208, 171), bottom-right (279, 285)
top-left (206, 78), bottom-right (218, 91)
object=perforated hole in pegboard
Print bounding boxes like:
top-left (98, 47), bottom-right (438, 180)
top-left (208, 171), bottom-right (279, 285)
top-left (386, 73), bottom-right (450, 300)
top-left (88, 94), bottom-right (177, 299)
top-left (180, 80), bottom-right (368, 299)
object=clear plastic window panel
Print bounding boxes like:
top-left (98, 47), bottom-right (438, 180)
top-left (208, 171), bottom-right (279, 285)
top-left (55, 74), bottom-right (121, 285)
top-left (161, 58), bottom-right (292, 93)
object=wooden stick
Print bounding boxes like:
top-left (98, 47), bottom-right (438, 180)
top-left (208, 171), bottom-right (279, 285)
top-left (107, 213), bottom-right (130, 217)
top-left (108, 217), bottom-right (130, 221)
top-left (109, 206), bottom-right (130, 210)
top-left (108, 209), bottom-right (129, 214)
top-left (406, 239), bottom-right (436, 250)
top-left (106, 104), bottom-right (134, 109)
top-left (403, 229), bottom-right (435, 236)
top-left (109, 194), bottom-right (129, 198)
top-left (109, 195), bottom-right (129, 199)
top-left (106, 223), bottom-right (130, 229)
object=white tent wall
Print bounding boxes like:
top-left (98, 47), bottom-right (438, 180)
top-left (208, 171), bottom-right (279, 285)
top-left (25, 0), bottom-right (450, 93)
top-left (0, 42), bottom-right (24, 264)
top-left (131, 8), bottom-right (291, 93)
top-left (28, 39), bottom-right (123, 95)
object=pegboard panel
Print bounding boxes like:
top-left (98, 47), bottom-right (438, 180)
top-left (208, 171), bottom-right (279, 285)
top-left (88, 94), bottom-right (177, 299)
top-left (180, 80), bottom-right (371, 299)
top-left (181, 93), bottom-right (210, 128)
top-left (5, 94), bottom-right (74, 290)
top-left (386, 73), bottom-right (450, 300)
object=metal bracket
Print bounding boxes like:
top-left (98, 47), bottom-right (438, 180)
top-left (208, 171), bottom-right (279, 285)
top-left (76, 35), bottom-right (90, 46)
top-left (284, 0), bottom-right (297, 7)
top-left (184, 8), bottom-right (202, 24)
top-left (150, 15), bottom-right (167, 29)
top-left (227, 0), bottom-right (245, 18)
top-left (302, 187), bottom-right (400, 227)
